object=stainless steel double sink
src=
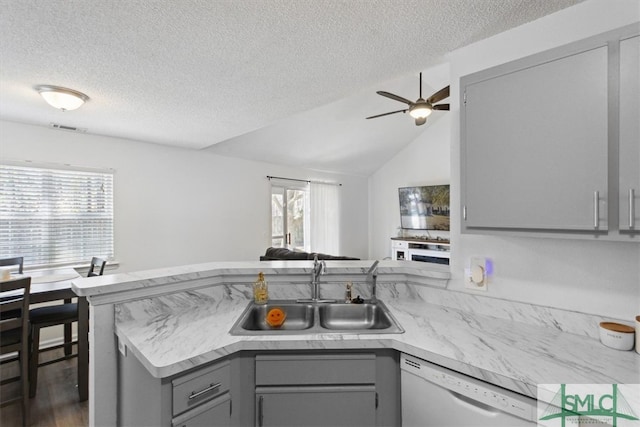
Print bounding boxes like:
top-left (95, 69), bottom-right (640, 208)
top-left (229, 299), bottom-right (404, 335)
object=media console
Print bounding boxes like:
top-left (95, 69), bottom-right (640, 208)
top-left (390, 237), bottom-right (450, 265)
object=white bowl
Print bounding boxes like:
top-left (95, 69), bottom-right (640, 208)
top-left (599, 322), bottom-right (635, 351)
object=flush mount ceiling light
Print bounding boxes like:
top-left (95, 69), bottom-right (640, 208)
top-left (35, 85), bottom-right (89, 111)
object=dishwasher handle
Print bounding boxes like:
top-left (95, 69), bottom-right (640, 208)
top-left (448, 390), bottom-right (502, 417)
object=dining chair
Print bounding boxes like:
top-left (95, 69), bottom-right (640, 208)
top-left (28, 257), bottom-right (107, 397)
top-left (0, 277), bottom-right (31, 426)
top-left (0, 256), bottom-right (24, 275)
top-left (87, 256), bottom-right (106, 277)
top-left (0, 257), bottom-right (25, 323)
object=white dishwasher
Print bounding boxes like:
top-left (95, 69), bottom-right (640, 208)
top-left (401, 353), bottom-right (537, 427)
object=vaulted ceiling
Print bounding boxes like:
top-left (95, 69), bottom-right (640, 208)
top-left (0, 0), bottom-right (582, 175)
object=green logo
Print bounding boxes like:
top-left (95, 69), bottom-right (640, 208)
top-left (539, 384), bottom-right (639, 427)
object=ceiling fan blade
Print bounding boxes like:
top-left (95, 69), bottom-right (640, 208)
top-left (366, 109), bottom-right (407, 119)
top-left (415, 117), bottom-right (427, 126)
top-left (377, 91), bottom-right (413, 105)
top-left (433, 104), bottom-right (450, 111)
top-left (427, 86), bottom-right (450, 104)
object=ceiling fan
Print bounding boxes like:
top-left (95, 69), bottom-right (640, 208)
top-left (366, 72), bottom-right (450, 126)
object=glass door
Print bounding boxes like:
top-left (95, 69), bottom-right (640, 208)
top-left (271, 185), bottom-right (309, 251)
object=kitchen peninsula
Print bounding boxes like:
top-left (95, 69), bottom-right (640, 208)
top-left (72, 261), bottom-right (638, 426)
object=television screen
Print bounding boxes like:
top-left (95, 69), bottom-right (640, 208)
top-left (398, 185), bottom-right (450, 230)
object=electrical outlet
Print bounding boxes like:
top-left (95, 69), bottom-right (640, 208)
top-left (465, 257), bottom-right (489, 291)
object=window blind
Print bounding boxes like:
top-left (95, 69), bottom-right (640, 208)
top-left (0, 164), bottom-right (114, 268)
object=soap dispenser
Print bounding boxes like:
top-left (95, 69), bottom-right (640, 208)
top-left (253, 272), bottom-right (269, 304)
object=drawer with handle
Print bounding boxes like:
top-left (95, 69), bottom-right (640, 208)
top-left (172, 393), bottom-right (231, 427)
top-left (172, 360), bottom-right (230, 416)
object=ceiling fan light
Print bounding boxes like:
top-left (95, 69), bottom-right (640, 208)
top-left (36, 85), bottom-right (89, 111)
top-left (409, 104), bottom-right (432, 119)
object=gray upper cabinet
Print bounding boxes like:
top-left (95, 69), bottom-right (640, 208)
top-left (463, 45), bottom-right (608, 231)
top-left (461, 24), bottom-right (640, 239)
top-left (619, 35), bottom-right (640, 234)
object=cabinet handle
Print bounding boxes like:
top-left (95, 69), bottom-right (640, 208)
top-left (463, 205), bottom-right (467, 220)
top-left (188, 382), bottom-right (221, 400)
top-left (630, 188), bottom-right (635, 229)
top-left (258, 395), bottom-right (264, 427)
top-left (593, 191), bottom-right (599, 229)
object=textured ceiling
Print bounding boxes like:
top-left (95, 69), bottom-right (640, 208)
top-left (0, 0), bottom-right (582, 175)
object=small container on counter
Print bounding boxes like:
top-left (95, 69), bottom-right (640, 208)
top-left (636, 316), bottom-right (640, 354)
top-left (253, 272), bottom-right (269, 305)
top-left (599, 321), bottom-right (635, 351)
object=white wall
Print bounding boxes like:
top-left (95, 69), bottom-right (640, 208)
top-left (368, 113), bottom-right (451, 259)
top-left (0, 120), bottom-right (369, 273)
top-left (371, 0), bottom-right (640, 319)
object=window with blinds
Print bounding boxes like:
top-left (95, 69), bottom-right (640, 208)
top-left (0, 164), bottom-right (114, 269)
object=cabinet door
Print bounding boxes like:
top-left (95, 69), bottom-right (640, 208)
top-left (172, 393), bottom-right (231, 427)
top-left (462, 45), bottom-right (608, 231)
top-left (619, 35), bottom-right (640, 233)
top-left (256, 386), bottom-right (376, 427)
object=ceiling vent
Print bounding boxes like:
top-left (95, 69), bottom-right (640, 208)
top-left (49, 123), bottom-right (88, 133)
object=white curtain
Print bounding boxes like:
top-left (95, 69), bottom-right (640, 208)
top-left (310, 182), bottom-right (340, 255)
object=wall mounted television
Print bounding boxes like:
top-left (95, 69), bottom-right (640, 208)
top-left (398, 185), bottom-right (450, 230)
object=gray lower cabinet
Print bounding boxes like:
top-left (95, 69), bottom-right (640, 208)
top-left (118, 349), bottom-right (235, 426)
top-left (171, 361), bottom-right (232, 426)
top-left (254, 351), bottom-right (399, 427)
top-left (460, 23), bottom-right (639, 239)
top-left (172, 393), bottom-right (231, 427)
top-left (256, 386), bottom-right (376, 427)
top-left (118, 347), bottom-right (398, 427)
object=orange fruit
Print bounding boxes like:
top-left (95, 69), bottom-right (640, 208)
top-left (266, 308), bottom-right (286, 327)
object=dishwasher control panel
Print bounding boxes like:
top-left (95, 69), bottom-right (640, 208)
top-left (401, 354), bottom-right (537, 422)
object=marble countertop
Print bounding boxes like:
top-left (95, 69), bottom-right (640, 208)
top-left (115, 285), bottom-right (639, 399)
top-left (72, 260), bottom-right (451, 299)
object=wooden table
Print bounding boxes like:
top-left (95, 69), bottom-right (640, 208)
top-left (12, 268), bottom-right (89, 402)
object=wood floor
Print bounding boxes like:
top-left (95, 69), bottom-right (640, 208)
top-left (1, 347), bottom-right (88, 427)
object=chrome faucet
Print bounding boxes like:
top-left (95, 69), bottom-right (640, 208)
top-left (366, 260), bottom-right (379, 302)
top-left (297, 255), bottom-right (335, 303)
top-left (311, 254), bottom-right (326, 300)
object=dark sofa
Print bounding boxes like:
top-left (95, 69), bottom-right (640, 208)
top-left (260, 247), bottom-right (359, 261)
